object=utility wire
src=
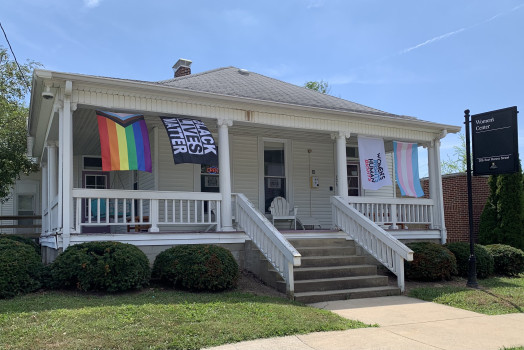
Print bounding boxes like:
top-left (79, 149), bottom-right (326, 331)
top-left (0, 21), bottom-right (31, 88)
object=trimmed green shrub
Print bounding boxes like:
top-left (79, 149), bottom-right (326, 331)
top-left (0, 234), bottom-right (40, 255)
top-left (152, 244), bottom-right (239, 291)
top-left (485, 244), bottom-right (524, 276)
top-left (405, 242), bottom-right (457, 281)
top-left (445, 242), bottom-right (494, 278)
top-left (49, 241), bottom-right (150, 292)
top-left (0, 237), bottom-right (43, 298)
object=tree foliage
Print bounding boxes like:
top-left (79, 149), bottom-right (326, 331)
top-left (441, 133), bottom-right (468, 174)
top-left (0, 47), bottom-right (40, 202)
top-left (304, 80), bottom-right (331, 94)
top-left (479, 168), bottom-right (524, 251)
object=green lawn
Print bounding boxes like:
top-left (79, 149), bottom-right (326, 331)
top-left (0, 289), bottom-right (369, 350)
top-left (408, 276), bottom-right (524, 315)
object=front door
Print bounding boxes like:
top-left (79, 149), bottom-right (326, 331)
top-left (263, 141), bottom-right (287, 212)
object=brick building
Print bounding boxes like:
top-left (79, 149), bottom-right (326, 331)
top-left (421, 173), bottom-right (489, 243)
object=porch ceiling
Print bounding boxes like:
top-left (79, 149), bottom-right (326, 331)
top-left (72, 108), bottom-right (340, 157)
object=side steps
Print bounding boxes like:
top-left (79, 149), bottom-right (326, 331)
top-left (288, 237), bottom-right (400, 303)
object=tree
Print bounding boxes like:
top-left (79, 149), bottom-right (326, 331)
top-left (441, 133), bottom-right (467, 174)
top-left (304, 80), bottom-right (331, 94)
top-left (0, 47), bottom-right (40, 202)
top-left (479, 167), bottom-right (524, 251)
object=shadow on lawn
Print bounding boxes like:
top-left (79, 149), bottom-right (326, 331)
top-left (0, 288), bottom-right (301, 314)
top-left (480, 276), bottom-right (524, 288)
top-left (479, 288), bottom-right (523, 313)
top-left (409, 276), bottom-right (524, 314)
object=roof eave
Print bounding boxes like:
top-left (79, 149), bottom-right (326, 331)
top-left (33, 69), bottom-right (461, 136)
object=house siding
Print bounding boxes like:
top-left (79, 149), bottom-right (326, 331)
top-left (0, 193), bottom-right (15, 234)
top-left (231, 134), bottom-right (259, 206)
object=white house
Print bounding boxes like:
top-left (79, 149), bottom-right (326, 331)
top-left (25, 59), bottom-right (460, 301)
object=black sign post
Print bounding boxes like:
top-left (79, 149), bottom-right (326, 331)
top-left (464, 106), bottom-right (519, 288)
top-left (464, 110), bottom-right (478, 288)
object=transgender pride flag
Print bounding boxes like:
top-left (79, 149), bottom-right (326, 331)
top-left (393, 141), bottom-right (424, 197)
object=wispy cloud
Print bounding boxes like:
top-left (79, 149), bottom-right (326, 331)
top-left (330, 3), bottom-right (524, 86)
top-left (400, 28), bottom-right (466, 55)
top-left (398, 3), bottom-right (524, 55)
top-left (223, 9), bottom-right (258, 26)
top-left (84, 0), bottom-right (102, 8)
top-left (306, 0), bottom-right (325, 9)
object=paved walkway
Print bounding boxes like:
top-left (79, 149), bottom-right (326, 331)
top-left (205, 296), bottom-right (524, 350)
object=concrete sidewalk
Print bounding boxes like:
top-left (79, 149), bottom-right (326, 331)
top-left (206, 296), bottom-right (524, 350)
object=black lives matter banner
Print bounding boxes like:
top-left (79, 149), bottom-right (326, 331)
top-left (472, 106), bottom-right (519, 175)
top-left (161, 117), bottom-right (218, 165)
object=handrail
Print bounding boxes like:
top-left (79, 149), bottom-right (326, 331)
top-left (346, 197), bottom-right (434, 205)
top-left (233, 193), bottom-right (301, 296)
top-left (332, 196), bottom-right (413, 291)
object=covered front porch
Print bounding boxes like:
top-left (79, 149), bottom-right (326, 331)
top-left (39, 110), bottom-right (448, 247)
top-left (30, 67), bottom-right (457, 297)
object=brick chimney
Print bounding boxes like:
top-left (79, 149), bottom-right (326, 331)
top-left (172, 58), bottom-right (192, 77)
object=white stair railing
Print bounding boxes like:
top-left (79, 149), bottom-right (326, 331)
top-left (332, 196), bottom-right (413, 291)
top-left (234, 193), bottom-right (301, 296)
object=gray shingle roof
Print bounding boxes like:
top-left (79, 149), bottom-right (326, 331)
top-left (156, 67), bottom-right (412, 119)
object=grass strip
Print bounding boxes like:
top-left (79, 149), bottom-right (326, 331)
top-left (408, 276), bottom-right (524, 315)
top-left (0, 289), bottom-right (369, 350)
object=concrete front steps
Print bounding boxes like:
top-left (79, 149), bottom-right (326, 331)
top-left (286, 236), bottom-right (400, 304)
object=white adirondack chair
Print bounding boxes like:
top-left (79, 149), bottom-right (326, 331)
top-left (269, 196), bottom-right (298, 229)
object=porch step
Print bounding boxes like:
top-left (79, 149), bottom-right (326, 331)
top-left (300, 255), bottom-right (368, 267)
top-left (287, 238), bottom-right (355, 248)
top-left (294, 286), bottom-right (401, 304)
top-left (293, 275), bottom-right (389, 293)
top-left (294, 265), bottom-right (377, 280)
top-left (297, 246), bottom-right (356, 257)
top-left (283, 237), bottom-right (398, 303)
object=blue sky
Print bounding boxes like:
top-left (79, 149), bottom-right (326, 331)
top-left (2, 0), bottom-right (523, 176)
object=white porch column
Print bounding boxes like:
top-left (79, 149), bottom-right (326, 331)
top-left (217, 118), bottom-right (233, 231)
top-left (41, 162), bottom-right (48, 234)
top-left (47, 143), bottom-right (58, 205)
top-left (59, 81), bottom-right (76, 248)
top-left (333, 131), bottom-right (350, 198)
top-left (428, 138), bottom-right (447, 243)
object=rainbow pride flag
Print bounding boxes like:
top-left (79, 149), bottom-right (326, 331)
top-left (393, 141), bottom-right (424, 197)
top-left (96, 111), bottom-right (152, 172)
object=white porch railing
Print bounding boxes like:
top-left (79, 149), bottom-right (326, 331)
top-left (332, 196), bottom-right (413, 291)
top-left (346, 197), bottom-right (434, 229)
top-left (234, 193), bottom-right (301, 296)
top-left (72, 189), bottom-right (222, 232)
